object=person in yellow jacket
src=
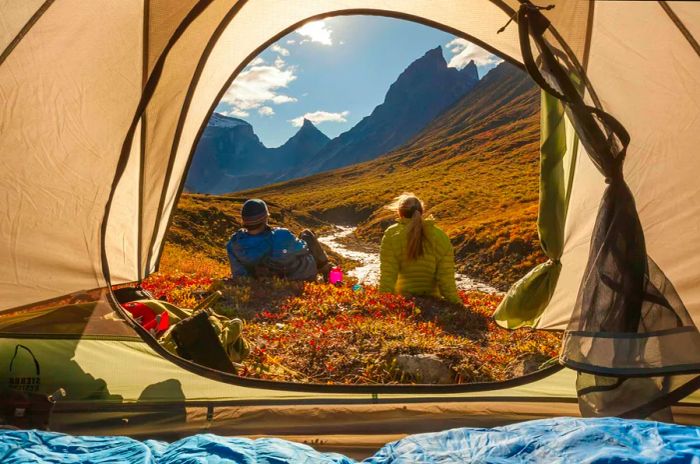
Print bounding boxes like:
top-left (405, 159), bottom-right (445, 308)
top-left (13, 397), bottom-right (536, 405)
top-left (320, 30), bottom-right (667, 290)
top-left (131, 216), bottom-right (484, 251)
top-left (379, 193), bottom-right (461, 304)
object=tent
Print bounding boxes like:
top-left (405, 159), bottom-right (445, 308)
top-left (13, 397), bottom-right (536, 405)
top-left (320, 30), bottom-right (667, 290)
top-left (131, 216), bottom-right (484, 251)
top-left (1, 0), bottom-right (700, 446)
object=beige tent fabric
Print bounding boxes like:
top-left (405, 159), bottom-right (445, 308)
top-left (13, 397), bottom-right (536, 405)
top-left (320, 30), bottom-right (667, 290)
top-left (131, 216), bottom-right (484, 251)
top-left (665, 2), bottom-right (700, 44)
top-left (0, 0), bottom-right (143, 310)
top-left (541, 1), bottom-right (700, 329)
top-left (138, 0), bottom-right (239, 277)
top-left (0, 0), bottom-right (48, 55)
top-left (146, 0), bottom-right (203, 76)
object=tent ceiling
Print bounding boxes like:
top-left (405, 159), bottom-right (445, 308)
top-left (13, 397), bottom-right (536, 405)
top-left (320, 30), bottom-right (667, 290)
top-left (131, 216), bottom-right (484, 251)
top-left (1, 1), bottom-right (698, 336)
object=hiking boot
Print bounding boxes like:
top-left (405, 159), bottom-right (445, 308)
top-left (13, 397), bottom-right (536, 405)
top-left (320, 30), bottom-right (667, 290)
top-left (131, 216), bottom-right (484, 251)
top-left (319, 262), bottom-right (334, 283)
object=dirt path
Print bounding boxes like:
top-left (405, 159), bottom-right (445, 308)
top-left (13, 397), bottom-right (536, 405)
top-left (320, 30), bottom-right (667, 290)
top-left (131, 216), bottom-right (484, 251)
top-left (318, 226), bottom-right (501, 294)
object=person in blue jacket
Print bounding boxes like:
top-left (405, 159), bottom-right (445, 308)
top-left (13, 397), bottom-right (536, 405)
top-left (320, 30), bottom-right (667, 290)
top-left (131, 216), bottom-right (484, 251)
top-left (226, 199), bottom-right (331, 281)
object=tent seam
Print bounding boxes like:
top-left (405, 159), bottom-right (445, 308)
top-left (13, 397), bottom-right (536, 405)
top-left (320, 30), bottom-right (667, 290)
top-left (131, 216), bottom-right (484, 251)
top-left (99, 0), bottom-right (215, 291)
top-left (137, 0), bottom-right (150, 281)
top-left (658, 1), bottom-right (700, 58)
top-left (0, 0), bottom-right (55, 66)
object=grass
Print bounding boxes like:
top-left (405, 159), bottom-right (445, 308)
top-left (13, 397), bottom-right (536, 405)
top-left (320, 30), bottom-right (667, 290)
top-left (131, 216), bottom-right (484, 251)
top-left (143, 254), bottom-right (561, 384)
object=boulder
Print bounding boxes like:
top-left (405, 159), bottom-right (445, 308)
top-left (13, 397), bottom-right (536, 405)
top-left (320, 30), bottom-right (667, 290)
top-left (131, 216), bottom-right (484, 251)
top-left (506, 353), bottom-right (553, 378)
top-left (396, 354), bottom-right (454, 384)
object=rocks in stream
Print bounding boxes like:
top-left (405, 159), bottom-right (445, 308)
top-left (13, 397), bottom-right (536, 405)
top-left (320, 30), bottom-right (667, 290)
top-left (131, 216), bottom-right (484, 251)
top-left (396, 354), bottom-right (454, 384)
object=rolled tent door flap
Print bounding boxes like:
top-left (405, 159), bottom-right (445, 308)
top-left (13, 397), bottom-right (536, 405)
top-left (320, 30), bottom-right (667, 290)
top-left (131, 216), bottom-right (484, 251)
top-left (493, 89), bottom-right (576, 329)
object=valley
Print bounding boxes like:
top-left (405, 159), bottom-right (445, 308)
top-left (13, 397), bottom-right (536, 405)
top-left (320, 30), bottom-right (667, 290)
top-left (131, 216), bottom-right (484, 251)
top-left (168, 60), bottom-right (543, 290)
top-left (240, 60), bottom-right (544, 289)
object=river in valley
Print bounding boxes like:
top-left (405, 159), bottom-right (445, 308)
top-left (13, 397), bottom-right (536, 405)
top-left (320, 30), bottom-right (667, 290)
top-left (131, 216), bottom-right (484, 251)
top-left (318, 226), bottom-right (501, 294)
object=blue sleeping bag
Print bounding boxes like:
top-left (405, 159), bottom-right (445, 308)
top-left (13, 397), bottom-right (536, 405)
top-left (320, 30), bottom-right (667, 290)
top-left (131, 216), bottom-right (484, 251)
top-left (367, 418), bottom-right (700, 463)
top-left (1, 417), bottom-right (699, 463)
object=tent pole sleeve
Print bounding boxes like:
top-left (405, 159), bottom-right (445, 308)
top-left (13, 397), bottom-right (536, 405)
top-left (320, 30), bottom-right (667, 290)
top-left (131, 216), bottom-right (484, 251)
top-left (493, 90), bottom-right (571, 329)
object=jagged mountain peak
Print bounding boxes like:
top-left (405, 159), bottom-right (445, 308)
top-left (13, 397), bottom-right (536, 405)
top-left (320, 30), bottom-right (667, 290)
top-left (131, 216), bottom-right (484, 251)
top-left (459, 59), bottom-right (479, 81)
top-left (399, 46), bottom-right (448, 76)
top-left (288, 118), bottom-right (330, 142)
top-left (422, 45), bottom-right (447, 62)
top-left (188, 46), bottom-right (489, 194)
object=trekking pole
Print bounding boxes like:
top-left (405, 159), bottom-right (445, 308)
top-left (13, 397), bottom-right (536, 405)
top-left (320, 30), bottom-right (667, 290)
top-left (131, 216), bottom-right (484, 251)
top-left (194, 290), bottom-right (222, 311)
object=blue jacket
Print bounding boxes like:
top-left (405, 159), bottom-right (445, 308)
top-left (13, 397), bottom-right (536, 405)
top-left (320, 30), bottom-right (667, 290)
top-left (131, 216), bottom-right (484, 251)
top-left (226, 227), bottom-right (317, 281)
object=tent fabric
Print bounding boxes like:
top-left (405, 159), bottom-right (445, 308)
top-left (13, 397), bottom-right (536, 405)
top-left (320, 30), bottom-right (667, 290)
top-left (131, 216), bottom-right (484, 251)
top-left (541, 1), bottom-right (700, 331)
top-left (2, 418), bottom-right (700, 463)
top-left (509, 2), bottom-right (700, 420)
top-left (3, 327), bottom-right (700, 437)
top-left (0, 334), bottom-right (579, 404)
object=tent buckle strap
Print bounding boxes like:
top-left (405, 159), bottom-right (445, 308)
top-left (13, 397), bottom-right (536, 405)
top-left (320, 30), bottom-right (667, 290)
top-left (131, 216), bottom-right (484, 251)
top-left (499, 1), bottom-right (554, 34)
top-left (518, 0), bottom-right (555, 12)
top-left (496, 13), bottom-right (517, 34)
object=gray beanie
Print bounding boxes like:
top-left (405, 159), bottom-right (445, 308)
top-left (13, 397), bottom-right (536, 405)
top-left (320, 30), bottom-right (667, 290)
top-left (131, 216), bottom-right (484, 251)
top-left (241, 199), bottom-right (269, 227)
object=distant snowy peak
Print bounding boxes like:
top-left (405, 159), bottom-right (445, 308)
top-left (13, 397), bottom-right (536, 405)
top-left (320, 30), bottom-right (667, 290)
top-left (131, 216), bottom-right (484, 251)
top-left (208, 112), bottom-right (248, 128)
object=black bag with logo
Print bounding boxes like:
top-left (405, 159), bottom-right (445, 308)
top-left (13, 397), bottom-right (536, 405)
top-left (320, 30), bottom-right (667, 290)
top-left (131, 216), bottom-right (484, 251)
top-left (1, 345), bottom-right (63, 430)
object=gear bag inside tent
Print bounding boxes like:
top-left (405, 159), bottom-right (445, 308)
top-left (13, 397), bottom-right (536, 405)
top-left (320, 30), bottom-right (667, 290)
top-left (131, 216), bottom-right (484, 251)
top-left (1, 0), bottom-right (700, 447)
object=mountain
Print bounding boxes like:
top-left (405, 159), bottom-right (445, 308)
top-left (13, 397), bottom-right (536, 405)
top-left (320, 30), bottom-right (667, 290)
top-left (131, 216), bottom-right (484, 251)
top-left (237, 61), bottom-right (543, 289)
top-left (185, 114), bottom-right (330, 194)
top-left (305, 46), bottom-right (479, 174)
top-left (185, 114), bottom-right (268, 194)
top-left (270, 118), bottom-right (331, 173)
top-left (185, 47), bottom-right (479, 194)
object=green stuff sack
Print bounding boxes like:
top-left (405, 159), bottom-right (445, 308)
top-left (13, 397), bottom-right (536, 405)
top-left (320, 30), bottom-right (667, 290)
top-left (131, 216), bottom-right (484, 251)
top-left (158, 307), bottom-right (251, 372)
top-left (169, 310), bottom-right (237, 374)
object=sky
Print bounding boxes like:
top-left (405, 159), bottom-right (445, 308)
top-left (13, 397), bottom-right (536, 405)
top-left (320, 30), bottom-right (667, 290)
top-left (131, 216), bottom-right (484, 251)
top-left (215, 15), bottom-right (503, 148)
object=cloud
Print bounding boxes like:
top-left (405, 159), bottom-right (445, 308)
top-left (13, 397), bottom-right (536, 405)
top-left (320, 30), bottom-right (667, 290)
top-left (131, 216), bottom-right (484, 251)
top-left (271, 43), bottom-right (289, 56)
top-left (445, 38), bottom-right (503, 69)
top-left (223, 108), bottom-right (249, 118)
top-left (296, 20), bottom-right (333, 46)
top-left (250, 57), bottom-right (265, 66)
top-left (258, 106), bottom-right (275, 116)
top-left (286, 39), bottom-right (296, 45)
top-left (289, 110), bottom-right (349, 127)
top-left (271, 95), bottom-right (297, 104)
top-left (221, 60), bottom-right (298, 113)
top-left (274, 56), bottom-right (285, 69)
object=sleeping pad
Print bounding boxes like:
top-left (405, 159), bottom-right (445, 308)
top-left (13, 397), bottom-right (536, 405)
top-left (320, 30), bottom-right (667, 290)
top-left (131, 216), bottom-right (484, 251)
top-left (1, 417), bottom-right (699, 463)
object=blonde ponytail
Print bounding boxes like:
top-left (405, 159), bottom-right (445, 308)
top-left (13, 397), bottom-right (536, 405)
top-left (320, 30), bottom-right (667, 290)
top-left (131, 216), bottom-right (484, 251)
top-left (387, 193), bottom-right (425, 261)
top-left (405, 208), bottom-right (424, 261)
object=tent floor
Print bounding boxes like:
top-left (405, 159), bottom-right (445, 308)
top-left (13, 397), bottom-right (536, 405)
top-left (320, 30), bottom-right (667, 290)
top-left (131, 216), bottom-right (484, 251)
top-left (46, 400), bottom-right (700, 459)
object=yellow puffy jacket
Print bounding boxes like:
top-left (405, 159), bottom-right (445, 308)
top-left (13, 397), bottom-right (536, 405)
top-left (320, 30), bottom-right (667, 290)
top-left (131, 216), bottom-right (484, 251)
top-left (379, 218), bottom-right (460, 304)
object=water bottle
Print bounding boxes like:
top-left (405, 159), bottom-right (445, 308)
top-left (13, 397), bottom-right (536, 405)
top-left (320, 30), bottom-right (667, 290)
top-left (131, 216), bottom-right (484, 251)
top-left (329, 267), bottom-right (343, 285)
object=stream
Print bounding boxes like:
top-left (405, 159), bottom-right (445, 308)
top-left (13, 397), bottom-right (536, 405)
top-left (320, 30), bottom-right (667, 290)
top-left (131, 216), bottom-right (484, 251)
top-left (318, 226), bottom-right (501, 294)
